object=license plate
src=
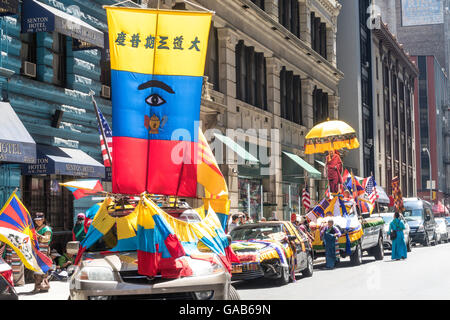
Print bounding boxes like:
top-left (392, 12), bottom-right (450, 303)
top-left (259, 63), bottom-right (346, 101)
top-left (232, 264), bottom-right (243, 273)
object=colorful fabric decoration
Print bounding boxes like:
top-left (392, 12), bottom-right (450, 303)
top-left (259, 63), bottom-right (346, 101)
top-left (60, 180), bottom-right (104, 199)
top-left (106, 7), bottom-right (212, 197)
top-left (391, 176), bottom-right (405, 213)
top-left (0, 192), bottom-right (52, 274)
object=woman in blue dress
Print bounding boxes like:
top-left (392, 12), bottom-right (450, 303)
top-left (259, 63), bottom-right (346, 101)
top-left (388, 212), bottom-right (407, 260)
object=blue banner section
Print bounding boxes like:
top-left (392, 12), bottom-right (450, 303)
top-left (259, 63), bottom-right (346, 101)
top-left (111, 70), bottom-right (202, 143)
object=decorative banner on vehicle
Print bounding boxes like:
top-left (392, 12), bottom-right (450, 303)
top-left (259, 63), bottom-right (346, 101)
top-left (105, 7), bottom-right (212, 196)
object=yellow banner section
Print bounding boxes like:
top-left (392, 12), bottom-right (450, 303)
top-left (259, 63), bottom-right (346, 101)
top-left (106, 7), bottom-right (212, 76)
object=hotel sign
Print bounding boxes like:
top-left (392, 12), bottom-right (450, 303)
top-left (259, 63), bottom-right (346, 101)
top-left (0, 141), bottom-right (36, 164)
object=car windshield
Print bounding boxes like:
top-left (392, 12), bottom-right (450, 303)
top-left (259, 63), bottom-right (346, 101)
top-left (230, 224), bottom-right (283, 241)
top-left (403, 209), bottom-right (423, 221)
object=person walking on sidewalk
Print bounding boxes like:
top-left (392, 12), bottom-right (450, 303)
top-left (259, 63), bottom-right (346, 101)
top-left (388, 212), bottom-right (407, 261)
top-left (33, 212), bottom-right (52, 293)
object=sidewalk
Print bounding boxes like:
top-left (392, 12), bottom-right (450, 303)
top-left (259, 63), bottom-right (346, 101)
top-left (14, 281), bottom-right (70, 300)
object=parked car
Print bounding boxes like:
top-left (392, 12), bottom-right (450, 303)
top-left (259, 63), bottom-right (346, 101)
top-left (403, 198), bottom-right (437, 246)
top-left (0, 257), bottom-right (18, 300)
top-left (435, 218), bottom-right (449, 243)
top-left (69, 206), bottom-right (239, 300)
top-left (379, 212), bottom-right (412, 252)
top-left (229, 221), bottom-right (314, 285)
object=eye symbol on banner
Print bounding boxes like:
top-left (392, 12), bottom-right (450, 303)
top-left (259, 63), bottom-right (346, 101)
top-left (145, 114), bottom-right (168, 134)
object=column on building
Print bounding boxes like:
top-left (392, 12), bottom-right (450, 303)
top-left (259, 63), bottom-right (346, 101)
top-left (217, 27), bottom-right (240, 214)
top-left (299, 0), bottom-right (311, 46)
top-left (264, 0), bottom-right (278, 21)
top-left (266, 56), bottom-right (283, 220)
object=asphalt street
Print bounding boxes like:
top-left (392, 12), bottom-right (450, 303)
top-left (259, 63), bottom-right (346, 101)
top-left (235, 242), bottom-right (450, 300)
top-left (13, 242), bottom-right (450, 300)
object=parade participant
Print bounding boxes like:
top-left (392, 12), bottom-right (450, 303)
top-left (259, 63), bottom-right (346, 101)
top-left (320, 218), bottom-right (341, 269)
top-left (324, 149), bottom-right (343, 194)
top-left (33, 212), bottom-right (52, 293)
top-left (228, 214), bottom-right (240, 233)
top-left (72, 213), bottom-right (88, 242)
top-left (388, 212), bottom-right (407, 261)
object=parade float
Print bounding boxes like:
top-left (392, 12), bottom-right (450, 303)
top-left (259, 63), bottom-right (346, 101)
top-left (62, 4), bottom-right (243, 300)
top-left (304, 119), bottom-right (385, 265)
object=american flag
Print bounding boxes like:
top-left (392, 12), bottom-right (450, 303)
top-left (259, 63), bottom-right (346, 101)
top-left (302, 184), bottom-right (311, 211)
top-left (363, 176), bottom-right (378, 205)
top-left (96, 107), bottom-right (113, 167)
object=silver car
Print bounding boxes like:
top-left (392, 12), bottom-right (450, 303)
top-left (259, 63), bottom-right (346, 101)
top-left (435, 218), bottom-right (449, 244)
top-left (380, 213), bottom-right (412, 252)
top-left (68, 223), bottom-right (239, 300)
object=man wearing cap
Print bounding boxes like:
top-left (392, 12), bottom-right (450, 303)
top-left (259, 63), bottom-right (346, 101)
top-left (33, 212), bottom-right (52, 293)
top-left (72, 213), bottom-right (88, 242)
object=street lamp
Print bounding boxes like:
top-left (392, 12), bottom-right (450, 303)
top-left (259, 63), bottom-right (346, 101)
top-left (422, 147), bottom-right (432, 203)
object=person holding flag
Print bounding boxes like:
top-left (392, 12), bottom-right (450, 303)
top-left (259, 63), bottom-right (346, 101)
top-left (33, 212), bottom-right (52, 293)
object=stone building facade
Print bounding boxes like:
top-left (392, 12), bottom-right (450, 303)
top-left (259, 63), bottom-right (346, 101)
top-left (184, 0), bottom-right (344, 219)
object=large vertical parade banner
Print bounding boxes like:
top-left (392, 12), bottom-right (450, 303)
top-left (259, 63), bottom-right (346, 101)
top-left (106, 7), bottom-right (212, 196)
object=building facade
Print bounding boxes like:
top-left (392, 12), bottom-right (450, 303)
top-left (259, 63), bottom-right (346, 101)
top-left (0, 0), bottom-right (116, 251)
top-left (411, 55), bottom-right (449, 205)
top-left (337, 0), bottom-right (418, 196)
top-left (371, 21), bottom-right (418, 197)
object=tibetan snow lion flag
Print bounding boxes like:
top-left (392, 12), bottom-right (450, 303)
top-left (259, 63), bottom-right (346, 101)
top-left (106, 7), bottom-right (212, 196)
top-left (0, 192), bottom-right (52, 274)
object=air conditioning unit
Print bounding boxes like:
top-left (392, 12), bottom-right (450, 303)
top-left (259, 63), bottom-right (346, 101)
top-left (101, 85), bottom-right (111, 99)
top-left (22, 61), bottom-right (36, 78)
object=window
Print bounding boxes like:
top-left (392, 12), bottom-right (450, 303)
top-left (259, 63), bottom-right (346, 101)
top-left (313, 87), bottom-right (328, 124)
top-left (377, 93), bottom-right (380, 117)
top-left (384, 93), bottom-right (390, 122)
top-left (251, 0), bottom-right (265, 10)
top-left (235, 41), bottom-right (267, 110)
top-left (386, 128), bottom-right (391, 156)
top-left (279, 0), bottom-right (300, 37)
top-left (20, 33), bottom-right (37, 64)
top-left (100, 47), bottom-right (111, 89)
top-left (310, 12), bottom-right (327, 59)
top-left (52, 33), bottom-right (67, 87)
top-left (205, 26), bottom-right (219, 91)
top-left (279, 69), bottom-right (303, 125)
top-left (376, 57), bottom-right (379, 80)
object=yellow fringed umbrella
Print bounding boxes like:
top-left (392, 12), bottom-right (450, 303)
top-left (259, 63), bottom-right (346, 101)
top-left (304, 120), bottom-right (360, 154)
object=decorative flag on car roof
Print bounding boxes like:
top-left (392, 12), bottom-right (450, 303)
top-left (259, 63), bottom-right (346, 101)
top-left (105, 6), bottom-right (212, 197)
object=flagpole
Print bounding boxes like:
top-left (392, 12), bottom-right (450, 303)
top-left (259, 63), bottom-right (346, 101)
top-left (89, 90), bottom-right (113, 167)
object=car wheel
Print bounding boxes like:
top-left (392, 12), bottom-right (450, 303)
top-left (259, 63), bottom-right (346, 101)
top-left (301, 253), bottom-right (314, 278)
top-left (276, 266), bottom-right (290, 286)
top-left (228, 285), bottom-right (240, 300)
top-left (373, 235), bottom-right (384, 261)
top-left (423, 232), bottom-right (430, 247)
top-left (407, 237), bottom-right (412, 252)
top-left (350, 242), bottom-right (362, 266)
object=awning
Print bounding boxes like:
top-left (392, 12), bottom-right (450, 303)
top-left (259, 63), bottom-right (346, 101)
top-left (0, 0), bottom-right (19, 15)
top-left (282, 151), bottom-right (322, 179)
top-left (22, 144), bottom-right (105, 178)
top-left (375, 185), bottom-right (390, 204)
top-left (315, 160), bottom-right (325, 167)
top-left (214, 133), bottom-right (259, 163)
top-left (0, 102), bottom-right (36, 164)
top-left (21, 0), bottom-right (104, 48)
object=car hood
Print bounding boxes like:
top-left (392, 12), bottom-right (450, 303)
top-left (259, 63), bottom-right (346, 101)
top-left (406, 220), bottom-right (422, 228)
top-left (231, 240), bottom-right (290, 264)
top-left (80, 251), bottom-right (139, 272)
